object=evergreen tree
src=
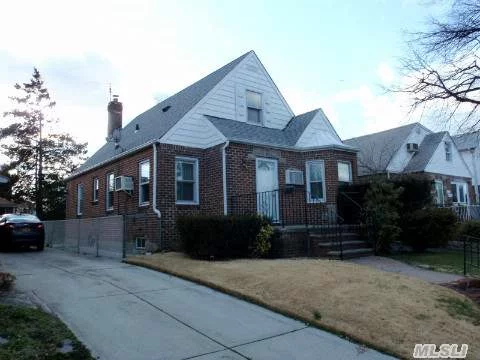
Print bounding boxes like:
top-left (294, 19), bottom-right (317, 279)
top-left (1, 68), bottom-right (87, 219)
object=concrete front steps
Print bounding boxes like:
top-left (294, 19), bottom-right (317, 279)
top-left (309, 228), bottom-right (374, 260)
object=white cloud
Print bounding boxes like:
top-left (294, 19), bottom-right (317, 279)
top-left (376, 63), bottom-right (395, 85)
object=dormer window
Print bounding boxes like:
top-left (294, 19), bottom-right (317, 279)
top-left (445, 141), bottom-right (452, 161)
top-left (246, 90), bottom-right (262, 124)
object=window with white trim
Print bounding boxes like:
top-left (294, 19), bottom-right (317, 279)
top-left (176, 157), bottom-right (199, 204)
top-left (445, 141), bottom-right (452, 161)
top-left (451, 182), bottom-right (468, 204)
top-left (139, 160), bottom-right (150, 206)
top-left (337, 161), bottom-right (352, 184)
top-left (106, 173), bottom-right (114, 210)
top-left (306, 160), bottom-right (326, 203)
top-left (246, 90), bottom-right (262, 124)
top-left (77, 184), bottom-right (84, 216)
top-left (92, 178), bottom-right (99, 203)
top-left (135, 237), bottom-right (146, 250)
top-left (434, 180), bottom-right (444, 205)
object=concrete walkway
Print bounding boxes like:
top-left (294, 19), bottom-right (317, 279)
top-left (0, 249), bottom-right (395, 360)
top-left (350, 256), bottom-right (463, 284)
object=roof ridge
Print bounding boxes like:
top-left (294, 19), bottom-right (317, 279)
top-left (344, 122), bottom-right (418, 142)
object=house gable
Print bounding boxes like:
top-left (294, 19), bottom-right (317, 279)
top-left (424, 133), bottom-right (471, 177)
top-left (295, 109), bottom-right (343, 148)
top-left (387, 123), bottom-right (431, 173)
top-left (161, 51), bottom-right (294, 148)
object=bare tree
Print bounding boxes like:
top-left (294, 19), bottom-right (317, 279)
top-left (393, 0), bottom-right (480, 132)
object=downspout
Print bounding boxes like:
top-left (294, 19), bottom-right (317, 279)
top-left (471, 148), bottom-right (478, 204)
top-left (152, 141), bottom-right (162, 248)
top-left (222, 141), bottom-right (230, 215)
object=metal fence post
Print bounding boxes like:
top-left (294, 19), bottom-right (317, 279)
top-left (464, 236), bottom-right (467, 276)
top-left (77, 219), bottom-right (80, 255)
top-left (122, 215), bottom-right (127, 259)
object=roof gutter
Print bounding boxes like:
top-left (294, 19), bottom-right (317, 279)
top-left (65, 140), bottom-right (156, 181)
top-left (227, 140), bottom-right (359, 153)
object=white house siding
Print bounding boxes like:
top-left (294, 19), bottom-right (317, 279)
top-left (387, 124), bottom-right (431, 173)
top-left (424, 133), bottom-right (471, 178)
top-left (296, 110), bottom-right (343, 148)
top-left (161, 52), bottom-right (294, 148)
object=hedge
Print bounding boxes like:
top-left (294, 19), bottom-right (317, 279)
top-left (176, 215), bottom-right (271, 259)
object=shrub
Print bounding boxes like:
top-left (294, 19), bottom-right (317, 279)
top-left (458, 220), bottom-right (480, 239)
top-left (392, 174), bottom-right (433, 212)
top-left (0, 272), bottom-right (15, 291)
top-left (401, 208), bottom-right (457, 252)
top-left (176, 215), bottom-right (272, 259)
top-left (365, 181), bottom-right (403, 254)
top-left (252, 223), bottom-right (273, 258)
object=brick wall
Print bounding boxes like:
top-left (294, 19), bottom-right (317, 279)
top-left (67, 141), bottom-right (358, 248)
top-left (226, 143), bottom-right (358, 225)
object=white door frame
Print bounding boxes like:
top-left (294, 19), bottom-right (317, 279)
top-left (255, 157), bottom-right (280, 222)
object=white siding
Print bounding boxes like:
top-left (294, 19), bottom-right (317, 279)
top-left (460, 148), bottom-right (480, 187)
top-left (387, 124), bottom-right (431, 173)
top-left (425, 134), bottom-right (471, 177)
top-left (296, 110), bottom-right (343, 148)
top-left (161, 52), bottom-right (294, 148)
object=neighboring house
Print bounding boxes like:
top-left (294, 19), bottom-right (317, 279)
top-left (0, 197), bottom-right (18, 214)
top-left (344, 123), bottom-right (474, 206)
top-left (0, 175), bottom-right (8, 184)
top-left (65, 51), bottom-right (357, 250)
top-left (453, 131), bottom-right (480, 203)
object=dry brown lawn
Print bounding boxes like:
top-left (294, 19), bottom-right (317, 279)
top-left (127, 253), bottom-right (480, 359)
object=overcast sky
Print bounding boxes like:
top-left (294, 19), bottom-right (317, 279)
top-left (0, 0), bottom-right (450, 158)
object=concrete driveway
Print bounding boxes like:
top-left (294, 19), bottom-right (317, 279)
top-left (0, 249), bottom-right (395, 360)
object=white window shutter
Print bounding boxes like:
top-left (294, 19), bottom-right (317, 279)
top-left (235, 84), bottom-right (246, 121)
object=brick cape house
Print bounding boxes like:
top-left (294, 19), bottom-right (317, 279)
top-left (66, 51), bottom-right (358, 251)
top-left (344, 123), bottom-right (475, 206)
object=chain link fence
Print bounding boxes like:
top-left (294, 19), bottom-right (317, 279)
top-left (44, 214), bottom-right (162, 259)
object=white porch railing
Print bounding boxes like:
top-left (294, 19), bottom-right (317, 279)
top-left (442, 205), bottom-right (480, 222)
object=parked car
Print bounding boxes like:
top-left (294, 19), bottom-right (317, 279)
top-left (0, 214), bottom-right (44, 251)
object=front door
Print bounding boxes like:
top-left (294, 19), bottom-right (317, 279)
top-left (256, 158), bottom-right (279, 222)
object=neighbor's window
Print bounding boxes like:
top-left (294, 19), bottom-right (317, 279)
top-left (77, 184), bottom-right (84, 216)
top-left (434, 180), bottom-right (444, 206)
top-left (176, 157), bottom-right (199, 204)
top-left (451, 182), bottom-right (467, 204)
top-left (306, 160), bottom-right (326, 203)
top-left (139, 160), bottom-right (150, 206)
top-left (445, 141), bottom-right (452, 161)
top-left (106, 173), bottom-right (114, 210)
top-left (338, 161), bottom-right (352, 184)
top-left (246, 90), bottom-right (262, 124)
top-left (92, 178), bottom-right (99, 203)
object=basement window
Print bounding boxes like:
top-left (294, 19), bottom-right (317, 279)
top-left (135, 237), bottom-right (146, 250)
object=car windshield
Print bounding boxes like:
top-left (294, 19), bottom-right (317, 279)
top-left (3, 214), bottom-right (40, 223)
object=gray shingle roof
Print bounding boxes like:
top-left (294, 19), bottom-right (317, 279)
top-left (206, 109), bottom-right (355, 150)
top-left (206, 109), bottom-right (319, 148)
top-left (404, 132), bottom-right (446, 172)
top-left (453, 131), bottom-right (480, 151)
top-left (75, 51), bottom-right (251, 174)
top-left (343, 123), bottom-right (418, 176)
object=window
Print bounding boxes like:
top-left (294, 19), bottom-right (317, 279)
top-left (434, 180), bottom-right (444, 205)
top-left (451, 182), bottom-right (468, 204)
top-left (92, 178), bottom-right (99, 203)
top-left (337, 161), bottom-right (352, 184)
top-left (106, 173), bottom-right (114, 210)
top-left (176, 157), bottom-right (199, 204)
top-left (445, 141), bottom-right (452, 161)
top-left (135, 237), bottom-right (146, 250)
top-left (77, 184), bottom-right (84, 216)
top-left (246, 90), bottom-right (262, 124)
top-left (139, 160), bottom-right (150, 206)
top-left (306, 160), bottom-right (326, 203)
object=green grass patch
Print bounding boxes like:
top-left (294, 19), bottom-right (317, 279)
top-left (391, 250), bottom-right (478, 276)
top-left (0, 304), bottom-right (93, 360)
top-left (436, 296), bottom-right (480, 326)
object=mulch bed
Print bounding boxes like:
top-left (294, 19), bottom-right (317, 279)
top-left (442, 279), bottom-right (480, 305)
